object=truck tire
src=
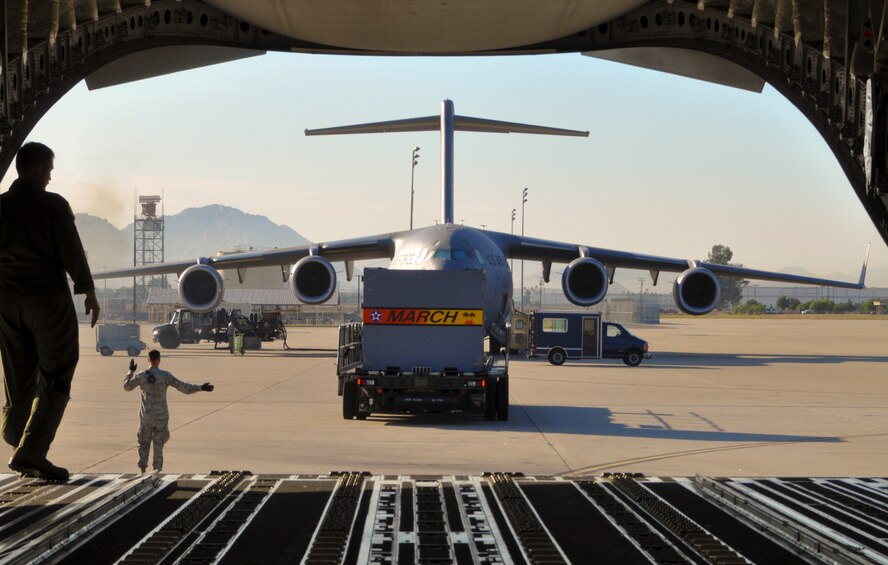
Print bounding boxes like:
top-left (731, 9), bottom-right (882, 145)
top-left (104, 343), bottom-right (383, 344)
top-left (547, 348), bottom-right (566, 366)
top-left (623, 349), bottom-right (643, 366)
top-left (342, 380), bottom-right (357, 420)
top-left (484, 378), bottom-right (498, 421)
top-left (159, 333), bottom-right (180, 350)
top-left (99, 346), bottom-right (113, 357)
top-left (496, 377), bottom-right (509, 421)
top-left (127, 346), bottom-right (140, 357)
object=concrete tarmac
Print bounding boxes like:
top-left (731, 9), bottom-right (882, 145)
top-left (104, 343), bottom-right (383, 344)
top-left (4, 317), bottom-right (886, 477)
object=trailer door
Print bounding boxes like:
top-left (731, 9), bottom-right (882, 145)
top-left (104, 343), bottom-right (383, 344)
top-left (582, 317), bottom-right (600, 357)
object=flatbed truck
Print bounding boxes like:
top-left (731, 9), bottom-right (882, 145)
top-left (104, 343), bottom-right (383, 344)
top-left (336, 268), bottom-right (509, 421)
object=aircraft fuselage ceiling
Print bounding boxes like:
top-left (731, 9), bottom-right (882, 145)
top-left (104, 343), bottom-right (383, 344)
top-left (1, 2), bottom-right (888, 246)
top-left (94, 100), bottom-right (868, 344)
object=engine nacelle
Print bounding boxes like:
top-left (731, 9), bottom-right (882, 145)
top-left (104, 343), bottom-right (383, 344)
top-left (673, 267), bottom-right (720, 315)
top-left (178, 264), bottom-right (224, 313)
top-left (561, 257), bottom-right (609, 307)
top-left (290, 255), bottom-right (337, 304)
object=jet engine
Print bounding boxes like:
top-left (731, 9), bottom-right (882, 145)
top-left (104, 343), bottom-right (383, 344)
top-left (290, 255), bottom-right (337, 304)
top-left (178, 264), bottom-right (224, 313)
top-left (561, 257), bottom-right (609, 307)
top-left (672, 267), bottom-right (720, 315)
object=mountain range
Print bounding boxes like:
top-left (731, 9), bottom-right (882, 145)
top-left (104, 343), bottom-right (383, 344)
top-left (77, 204), bottom-right (308, 270)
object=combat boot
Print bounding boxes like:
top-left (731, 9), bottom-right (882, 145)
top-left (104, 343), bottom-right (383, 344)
top-left (9, 390), bottom-right (69, 481)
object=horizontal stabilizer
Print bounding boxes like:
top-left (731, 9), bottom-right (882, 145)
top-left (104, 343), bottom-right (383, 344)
top-left (305, 116), bottom-right (440, 136)
top-left (306, 115), bottom-right (589, 137)
top-left (453, 116), bottom-right (588, 136)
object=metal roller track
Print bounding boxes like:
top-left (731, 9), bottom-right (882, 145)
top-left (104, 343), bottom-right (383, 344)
top-left (2, 472), bottom-right (888, 564)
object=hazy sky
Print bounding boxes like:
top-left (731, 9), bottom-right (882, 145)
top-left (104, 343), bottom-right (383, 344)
top-left (5, 50), bottom-right (884, 279)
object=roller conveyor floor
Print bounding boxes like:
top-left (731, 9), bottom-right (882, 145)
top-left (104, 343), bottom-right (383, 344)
top-left (2, 472), bottom-right (887, 564)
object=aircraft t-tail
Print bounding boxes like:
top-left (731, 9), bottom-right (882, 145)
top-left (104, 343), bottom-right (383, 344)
top-left (95, 100), bottom-right (869, 345)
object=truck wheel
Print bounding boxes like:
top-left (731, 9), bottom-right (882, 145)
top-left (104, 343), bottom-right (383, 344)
top-left (159, 333), bottom-right (180, 349)
top-left (342, 380), bottom-right (357, 420)
top-left (127, 347), bottom-right (140, 357)
top-left (624, 349), bottom-right (643, 366)
top-left (547, 349), bottom-right (566, 366)
top-left (496, 377), bottom-right (509, 421)
top-left (99, 346), bottom-right (113, 357)
top-left (484, 378), bottom-right (498, 421)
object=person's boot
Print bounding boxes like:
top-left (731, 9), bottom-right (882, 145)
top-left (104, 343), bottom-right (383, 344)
top-left (8, 390), bottom-right (69, 481)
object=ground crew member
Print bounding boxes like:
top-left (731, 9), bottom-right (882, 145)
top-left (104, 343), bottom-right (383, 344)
top-left (0, 142), bottom-right (100, 482)
top-left (124, 351), bottom-right (214, 473)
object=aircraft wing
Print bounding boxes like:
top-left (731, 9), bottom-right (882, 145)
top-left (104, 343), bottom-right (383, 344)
top-left (488, 232), bottom-right (868, 289)
top-left (93, 232), bottom-right (400, 280)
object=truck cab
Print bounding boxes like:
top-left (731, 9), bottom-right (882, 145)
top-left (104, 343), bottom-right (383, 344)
top-left (601, 322), bottom-right (650, 366)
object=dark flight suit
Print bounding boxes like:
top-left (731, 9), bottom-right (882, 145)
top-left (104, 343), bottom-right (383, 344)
top-left (0, 178), bottom-right (94, 456)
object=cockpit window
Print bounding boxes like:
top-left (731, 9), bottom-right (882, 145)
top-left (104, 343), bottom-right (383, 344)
top-left (452, 249), bottom-right (469, 259)
top-left (433, 249), bottom-right (451, 260)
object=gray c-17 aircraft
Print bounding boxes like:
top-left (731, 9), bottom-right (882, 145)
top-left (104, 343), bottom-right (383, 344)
top-left (95, 100), bottom-right (869, 345)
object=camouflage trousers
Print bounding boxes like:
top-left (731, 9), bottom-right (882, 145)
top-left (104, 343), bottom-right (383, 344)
top-left (137, 420), bottom-right (170, 472)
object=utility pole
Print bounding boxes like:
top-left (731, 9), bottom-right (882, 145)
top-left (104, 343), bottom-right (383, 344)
top-left (410, 146), bottom-right (420, 229)
top-left (521, 188), bottom-right (528, 311)
top-left (539, 275), bottom-right (544, 308)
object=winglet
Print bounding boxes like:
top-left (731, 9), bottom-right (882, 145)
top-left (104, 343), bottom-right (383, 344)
top-left (858, 243), bottom-right (871, 288)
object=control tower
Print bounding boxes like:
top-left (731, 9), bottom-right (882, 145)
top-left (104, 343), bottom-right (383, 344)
top-left (134, 195), bottom-right (166, 313)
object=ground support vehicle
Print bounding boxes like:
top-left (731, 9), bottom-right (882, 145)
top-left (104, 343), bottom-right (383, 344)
top-left (529, 310), bottom-right (651, 366)
top-left (95, 323), bottom-right (146, 357)
top-left (336, 269), bottom-right (509, 421)
top-left (152, 308), bottom-right (286, 350)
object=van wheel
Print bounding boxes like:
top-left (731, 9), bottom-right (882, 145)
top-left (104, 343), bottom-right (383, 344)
top-left (343, 380), bottom-right (357, 420)
top-left (99, 346), bottom-right (113, 357)
top-left (547, 349), bottom-right (566, 366)
top-left (624, 349), bottom-right (643, 366)
top-left (127, 347), bottom-right (140, 357)
top-left (496, 377), bottom-right (509, 421)
top-left (484, 378), bottom-right (498, 421)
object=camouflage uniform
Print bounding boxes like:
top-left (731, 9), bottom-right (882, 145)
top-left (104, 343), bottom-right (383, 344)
top-left (123, 366), bottom-right (201, 472)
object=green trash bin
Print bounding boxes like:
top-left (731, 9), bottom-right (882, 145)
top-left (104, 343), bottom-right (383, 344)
top-left (231, 330), bottom-right (245, 355)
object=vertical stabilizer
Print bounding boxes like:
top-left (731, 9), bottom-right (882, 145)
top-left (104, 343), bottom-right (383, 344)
top-left (441, 100), bottom-right (455, 225)
top-left (304, 101), bottom-right (588, 228)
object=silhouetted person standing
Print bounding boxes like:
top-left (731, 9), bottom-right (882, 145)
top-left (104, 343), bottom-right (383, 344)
top-left (0, 142), bottom-right (100, 481)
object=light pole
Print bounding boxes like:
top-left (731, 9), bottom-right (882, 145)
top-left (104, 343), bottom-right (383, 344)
top-left (510, 208), bottom-right (516, 274)
top-left (521, 187), bottom-right (528, 312)
top-left (410, 146), bottom-right (420, 229)
top-left (102, 265), bottom-right (107, 323)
